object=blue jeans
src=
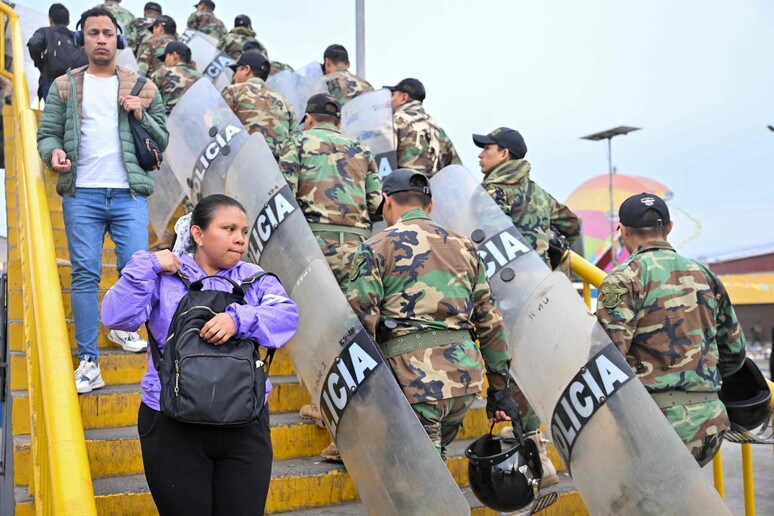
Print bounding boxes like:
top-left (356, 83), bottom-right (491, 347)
top-left (63, 188), bottom-right (148, 361)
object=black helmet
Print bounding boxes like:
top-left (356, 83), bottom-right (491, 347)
top-left (719, 357), bottom-right (772, 431)
top-left (465, 428), bottom-right (541, 512)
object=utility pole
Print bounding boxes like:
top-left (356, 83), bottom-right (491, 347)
top-left (355, 0), bottom-right (365, 77)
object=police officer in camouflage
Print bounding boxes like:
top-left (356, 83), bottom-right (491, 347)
top-left (151, 41), bottom-right (202, 115)
top-left (597, 193), bottom-right (746, 467)
top-left (126, 2), bottom-right (161, 54)
top-left (347, 170), bottom-right (518, 460)
top-left (99, 0), bottom-right (134, 43)
top-left (218, 15), bottom-right (265, 59)
top-left (280, 94), bottom-right (382, 463)
top-left (474, 126), bottom-right (580, 487)
top-left (388, 78), bottom-right (461, 177)
top-left (322, 44), bottom-right (373, 106)
top-left (222, 51), bottom-right (297, 159)
top-left (187, 0), bottom-right (227, 41)
top-left (136, 15), bottom-right (176, 77)
top-left (279, 93), bottom-right (382, 292)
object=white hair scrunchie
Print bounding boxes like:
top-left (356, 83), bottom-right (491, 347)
top-left (172, 213), bottom-right (194, 256)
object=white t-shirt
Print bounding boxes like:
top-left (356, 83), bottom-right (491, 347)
top-left (76, 73), bottom-right (130, 188)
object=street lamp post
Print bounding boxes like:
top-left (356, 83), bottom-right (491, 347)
top-left (580, 126), bottom-right (641, 266)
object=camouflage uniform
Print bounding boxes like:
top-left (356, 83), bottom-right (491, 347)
top-left (136, 33), bottom-right (175, 77)
top-left (324, 66), bottom-right (373, 106)
top-left (150, 62), bottom-right (203, 115)
top-left (221, 77), bottom-right (297, 159)
top-left (217, 26), bottom-right (265, 59)
top-left (127, 15), bottom-right (158, 54)
top-left (393, 100), bottom-right (461, 177)
top-left (270, 61), bottom-right (294, 76)
top-left (101, 1), bottom-right (135, 42)
top-left (347, 209), bottom-right (510, 457)
top-left (596, 240), bottom-right (746, 466)
top-left (483, 159), bottom-right (580, 266)
top-left (278, 123), bottom-right (382, 292)
top-left (186, 8), bottom-right (227, 40)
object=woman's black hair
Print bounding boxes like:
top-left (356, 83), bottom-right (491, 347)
top-left (190, 194), bottom-right (247, 231)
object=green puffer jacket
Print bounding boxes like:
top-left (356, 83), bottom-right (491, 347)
top-left (37, 65), bottom-right (169, 197)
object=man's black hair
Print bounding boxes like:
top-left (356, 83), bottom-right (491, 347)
top-left (78, 7), bottom-right (119, 30)
top-left (49, 3), bottom-right (69, 25)
top-left (323, 44), bottom-right (349, 64)
top-left (625, 208), bottom-right (669, 239)
top-left (308, 113), bottom-right (339, 126)
top-left (496, 144), bottom-right (520, 161)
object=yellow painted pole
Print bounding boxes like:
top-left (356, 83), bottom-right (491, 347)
top-left (712, 452), bottom-right (725, 499)
top-left (741, 443), bottom-right (754, 516)
top-left (569, 250), bottom-right (606, 288)
top-left (582, 280), bottom-right (591, 309)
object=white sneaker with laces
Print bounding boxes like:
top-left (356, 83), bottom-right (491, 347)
top-left (109, 330), bottom-right (148, 353)
top-left (75, 359), bottom-right (105, 394)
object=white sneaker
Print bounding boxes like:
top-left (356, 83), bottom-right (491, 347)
top-left (75, 359), bottom-right (105, 394)
top-left (108, 330), bottom-right (148, 353)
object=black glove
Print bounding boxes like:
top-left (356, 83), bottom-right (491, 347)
top-left (485, 387), bottom-right (520, 422)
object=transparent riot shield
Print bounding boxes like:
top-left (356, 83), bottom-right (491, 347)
top-left (161, 78), bottom-right (249, 205)
top-left (179, 28), bottom-right (234, 91)
top-left (429, 165), bottom-right (730, 515)
top-left (115, 48), bottom-right (139, 72)
top-left (265, 61), bottom-right (328, 124)
top-left (147, 161), bottom-right (185, 239)
top-left (223, 134), bottom-right (469, 516)
top-left (10, 3), bottom-right (47, 105)
top-left (341, 89), bottom-right (397, 179)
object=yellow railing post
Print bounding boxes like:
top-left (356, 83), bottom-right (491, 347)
top-left (741, 443), bottom-right (755, 516)
top-left (713, 452), bottom-right (725, 499)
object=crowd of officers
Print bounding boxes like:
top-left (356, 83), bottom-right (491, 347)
top-left (31, 0), bottom-right (746, 488)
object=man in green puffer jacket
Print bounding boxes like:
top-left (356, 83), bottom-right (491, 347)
top-left (37, 7), bottom-right (169, 395)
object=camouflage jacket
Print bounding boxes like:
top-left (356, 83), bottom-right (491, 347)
top-left (347, 209), bottom-right (510, 403)
top-left (127, 15), bottom-right (157, 53)
top-left (186, 9), bottom-right (227, 40)
top-left (150, 62), bottom-right (203, 115)
top-left (221, 77), bottom-right (297, 158)
top-left (101, 1), bottom-right (135, 40)
top-left (278, 123), bottom-right (382, 229)
top-left (483, 159), bottom-right (580, 265)
top-left (324, 66), bottom-right (373, 106)
top-left (217, 26), bottom-right (265, 59)
top-left (596, 241), bottom-right (746, 393)
top-left (393, 100), bottom-right (461, 177)
top-left (136, 33), bottom-right (175, 77)
top-left (270, 61), bottom-right (294, 76)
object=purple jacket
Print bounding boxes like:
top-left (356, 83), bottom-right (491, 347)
top-left (101, 251), bottom-right (299, 411)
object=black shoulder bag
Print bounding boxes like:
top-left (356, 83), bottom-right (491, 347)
top-left (129, 76), bottom-right (162, 171)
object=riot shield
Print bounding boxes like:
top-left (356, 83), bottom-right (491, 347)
top-left (341, 89), bottom-right (397, 179)
top-left (161, 78), bottom-right (249, 204)
top-left (429, 166), bottom-right (730, 515)
top-left (147, 161), bottom-right (185, 239)
top-left (115, 48), bottom-right (139, 72)
top-left (265, 61), bottom-right (328, 124)
top-left (223, 134), bottom-right (470, 516)
top-left (179, 28), bottom-right (234, 91)
top-left (10, 3), bottom-right (47, 105)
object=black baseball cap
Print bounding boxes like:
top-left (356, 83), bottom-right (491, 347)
top-left (375, 169), bottom-right (432, 215)
top-left (305, 93), bottom-right (341, 119)
top-left (144, 2), bottom-right (162, 13)
top-left (385, 78), bottom-right (426, 102)
top-left (195, 0), bottom-right (215, 9)
top-left (618, 193), bottom-right (671, 228)
top-left (150, 15), bottom-right (176, 33)
top-left (472, 127), bottom-right (528, 159)
top-left (227, 50), bottom-right (269, 72)
top-left (234, 14), bottom-right (251, 27)
top-left (158, 41), bottom-right (191, 60)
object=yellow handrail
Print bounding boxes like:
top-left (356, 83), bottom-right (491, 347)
top-left (0, 4), bottom-right (96, 514)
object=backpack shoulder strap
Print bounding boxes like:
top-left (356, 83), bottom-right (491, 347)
top-left (240, 271), bottom-right (279, 288)
top-left (130, 75), bottom-right (147, 97)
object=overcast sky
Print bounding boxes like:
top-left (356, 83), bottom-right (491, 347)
top-left (18, 0), bottom-right (774, 260)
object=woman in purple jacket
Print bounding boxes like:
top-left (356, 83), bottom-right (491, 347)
top-left (102, 194), bottom-right (299, 515)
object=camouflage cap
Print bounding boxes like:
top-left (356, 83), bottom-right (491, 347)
top-left (385, 78), bottom-right (426, 102)
top-left (234, 14), bottom-right (251, 27)
top-left (472, 127), bottom-right (527, 159)
top-left (376, 168), bottom-right (431, 215)
top-left (618, 193), bottom-right (671, 228)
top-left (305, 93), bottom-right (341, 118)
top-left (144, 2), bottom-right (162, 13)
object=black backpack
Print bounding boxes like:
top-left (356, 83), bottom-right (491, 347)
top-left (45, 26), bottom-right (88, 80)
top-left (149, 272), bottom-right (276, 426)
top-left (128, 76), bottom-right (163, 171)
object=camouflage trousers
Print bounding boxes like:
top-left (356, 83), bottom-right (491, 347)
top-left (510, 382), bottom-right (541, 433)
top-left (412, 394), bottom-right (477, 461)
top-left (316, 235), bottom-right (365, 293)
top-left (662, 399), bottom-right (729, 467)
